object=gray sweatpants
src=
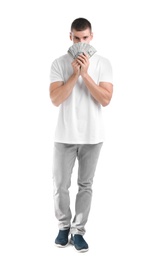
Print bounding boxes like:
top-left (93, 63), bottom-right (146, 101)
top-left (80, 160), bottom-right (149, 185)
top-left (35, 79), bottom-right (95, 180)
top-left (52, 142), bottom-right (103, 235)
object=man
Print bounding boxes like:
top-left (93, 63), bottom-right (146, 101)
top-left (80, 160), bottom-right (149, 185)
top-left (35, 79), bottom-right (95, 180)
top-left (49, 17), bottom-right (113, 252)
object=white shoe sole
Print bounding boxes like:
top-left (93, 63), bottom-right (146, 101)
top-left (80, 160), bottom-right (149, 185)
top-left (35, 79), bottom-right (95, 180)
top-left (70, 238), bottom-right (89, 252)
top-left (54, 241), bottom-right (69, 248)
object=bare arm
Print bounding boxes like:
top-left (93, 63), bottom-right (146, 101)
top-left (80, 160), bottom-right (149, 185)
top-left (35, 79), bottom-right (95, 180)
top-left (49, 74), bottom-right (78, 107)
top-left (49, 60), bottom-right (80, 107)
top-left (82, 75), bottom-right (113, 106)
top-left (77, 53), bottom-right (113, 106)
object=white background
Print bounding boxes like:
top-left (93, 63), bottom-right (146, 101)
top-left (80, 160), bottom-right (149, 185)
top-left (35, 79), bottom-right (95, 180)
top-left (0, 0), bottom-right (151, 259)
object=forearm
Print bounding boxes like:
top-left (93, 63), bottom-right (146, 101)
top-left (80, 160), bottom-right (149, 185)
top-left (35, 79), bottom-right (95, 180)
top-left (50, 73), bottom-right (79, 106)
top-left (82, 73), bottom-right (113, 106)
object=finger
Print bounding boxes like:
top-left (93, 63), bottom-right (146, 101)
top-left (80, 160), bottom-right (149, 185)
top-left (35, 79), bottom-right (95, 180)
top-left (83, 51), bottom-right (89, 58)
top-left (77, 54), bottom-right (88, 63)
top-left (76, 55), bottom-right (85, 62)
top-left (76, 58), bottom-right (83, 66)
top-left (80, 52), bottom-right (88, 58)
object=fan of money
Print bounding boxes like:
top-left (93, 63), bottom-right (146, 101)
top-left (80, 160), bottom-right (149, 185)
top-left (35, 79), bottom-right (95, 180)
top-left (68, 42), bottom-right (96, 59)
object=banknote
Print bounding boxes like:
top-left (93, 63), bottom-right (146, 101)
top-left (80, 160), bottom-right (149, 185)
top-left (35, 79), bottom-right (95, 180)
top-left (68, 42), bottom-right (96, 59)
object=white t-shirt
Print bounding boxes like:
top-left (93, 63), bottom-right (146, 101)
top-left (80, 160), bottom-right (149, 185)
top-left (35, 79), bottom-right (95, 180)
top-left (50, 53), bottom-right (113, 144)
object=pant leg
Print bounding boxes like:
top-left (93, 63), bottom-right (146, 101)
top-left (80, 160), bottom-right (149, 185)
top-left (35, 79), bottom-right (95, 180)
top-left (70, 142), bottom-right (103, 235)
top-left (52, 143), bottom-right (77, 230)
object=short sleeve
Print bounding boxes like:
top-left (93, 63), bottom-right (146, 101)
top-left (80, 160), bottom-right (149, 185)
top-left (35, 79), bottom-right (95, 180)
top-left (50, 59), bottom-right (64, 83)
top-left (99, 58), bottom-right (113, 84)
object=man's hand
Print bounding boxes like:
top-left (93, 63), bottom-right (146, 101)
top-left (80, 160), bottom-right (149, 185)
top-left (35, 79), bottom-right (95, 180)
top-left (76, 53), bottom-right (89, 77)
top-left (71, 59), bottom-right (81, 76)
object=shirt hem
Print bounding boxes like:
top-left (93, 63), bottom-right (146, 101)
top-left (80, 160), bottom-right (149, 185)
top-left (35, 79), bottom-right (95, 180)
top-left (54, 139), bottom-right (105, 144)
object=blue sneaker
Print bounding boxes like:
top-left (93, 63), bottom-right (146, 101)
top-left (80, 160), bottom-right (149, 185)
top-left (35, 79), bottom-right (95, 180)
top-left (71, 234), bottom-right (89, 252)
top-left (55, 229), bottom-right (70, 247)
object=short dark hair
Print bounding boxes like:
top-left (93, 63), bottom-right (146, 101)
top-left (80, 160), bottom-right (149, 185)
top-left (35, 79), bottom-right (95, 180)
top-left (71, 18), bottom-right (92, 32)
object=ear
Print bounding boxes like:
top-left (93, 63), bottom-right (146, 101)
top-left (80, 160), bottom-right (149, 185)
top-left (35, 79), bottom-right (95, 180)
top-left (69, 32), bottom-right (72, 41)
top-left (91, 32), bottom-right (93, 40)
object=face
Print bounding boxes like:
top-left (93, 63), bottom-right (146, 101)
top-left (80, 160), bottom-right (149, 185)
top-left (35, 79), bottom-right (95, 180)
top-left (70, 28), bottom-right (93, 44)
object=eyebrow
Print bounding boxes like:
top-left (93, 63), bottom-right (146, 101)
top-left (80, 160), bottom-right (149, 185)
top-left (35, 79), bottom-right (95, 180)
top-left (74, 36), bottom-right (89, 39)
